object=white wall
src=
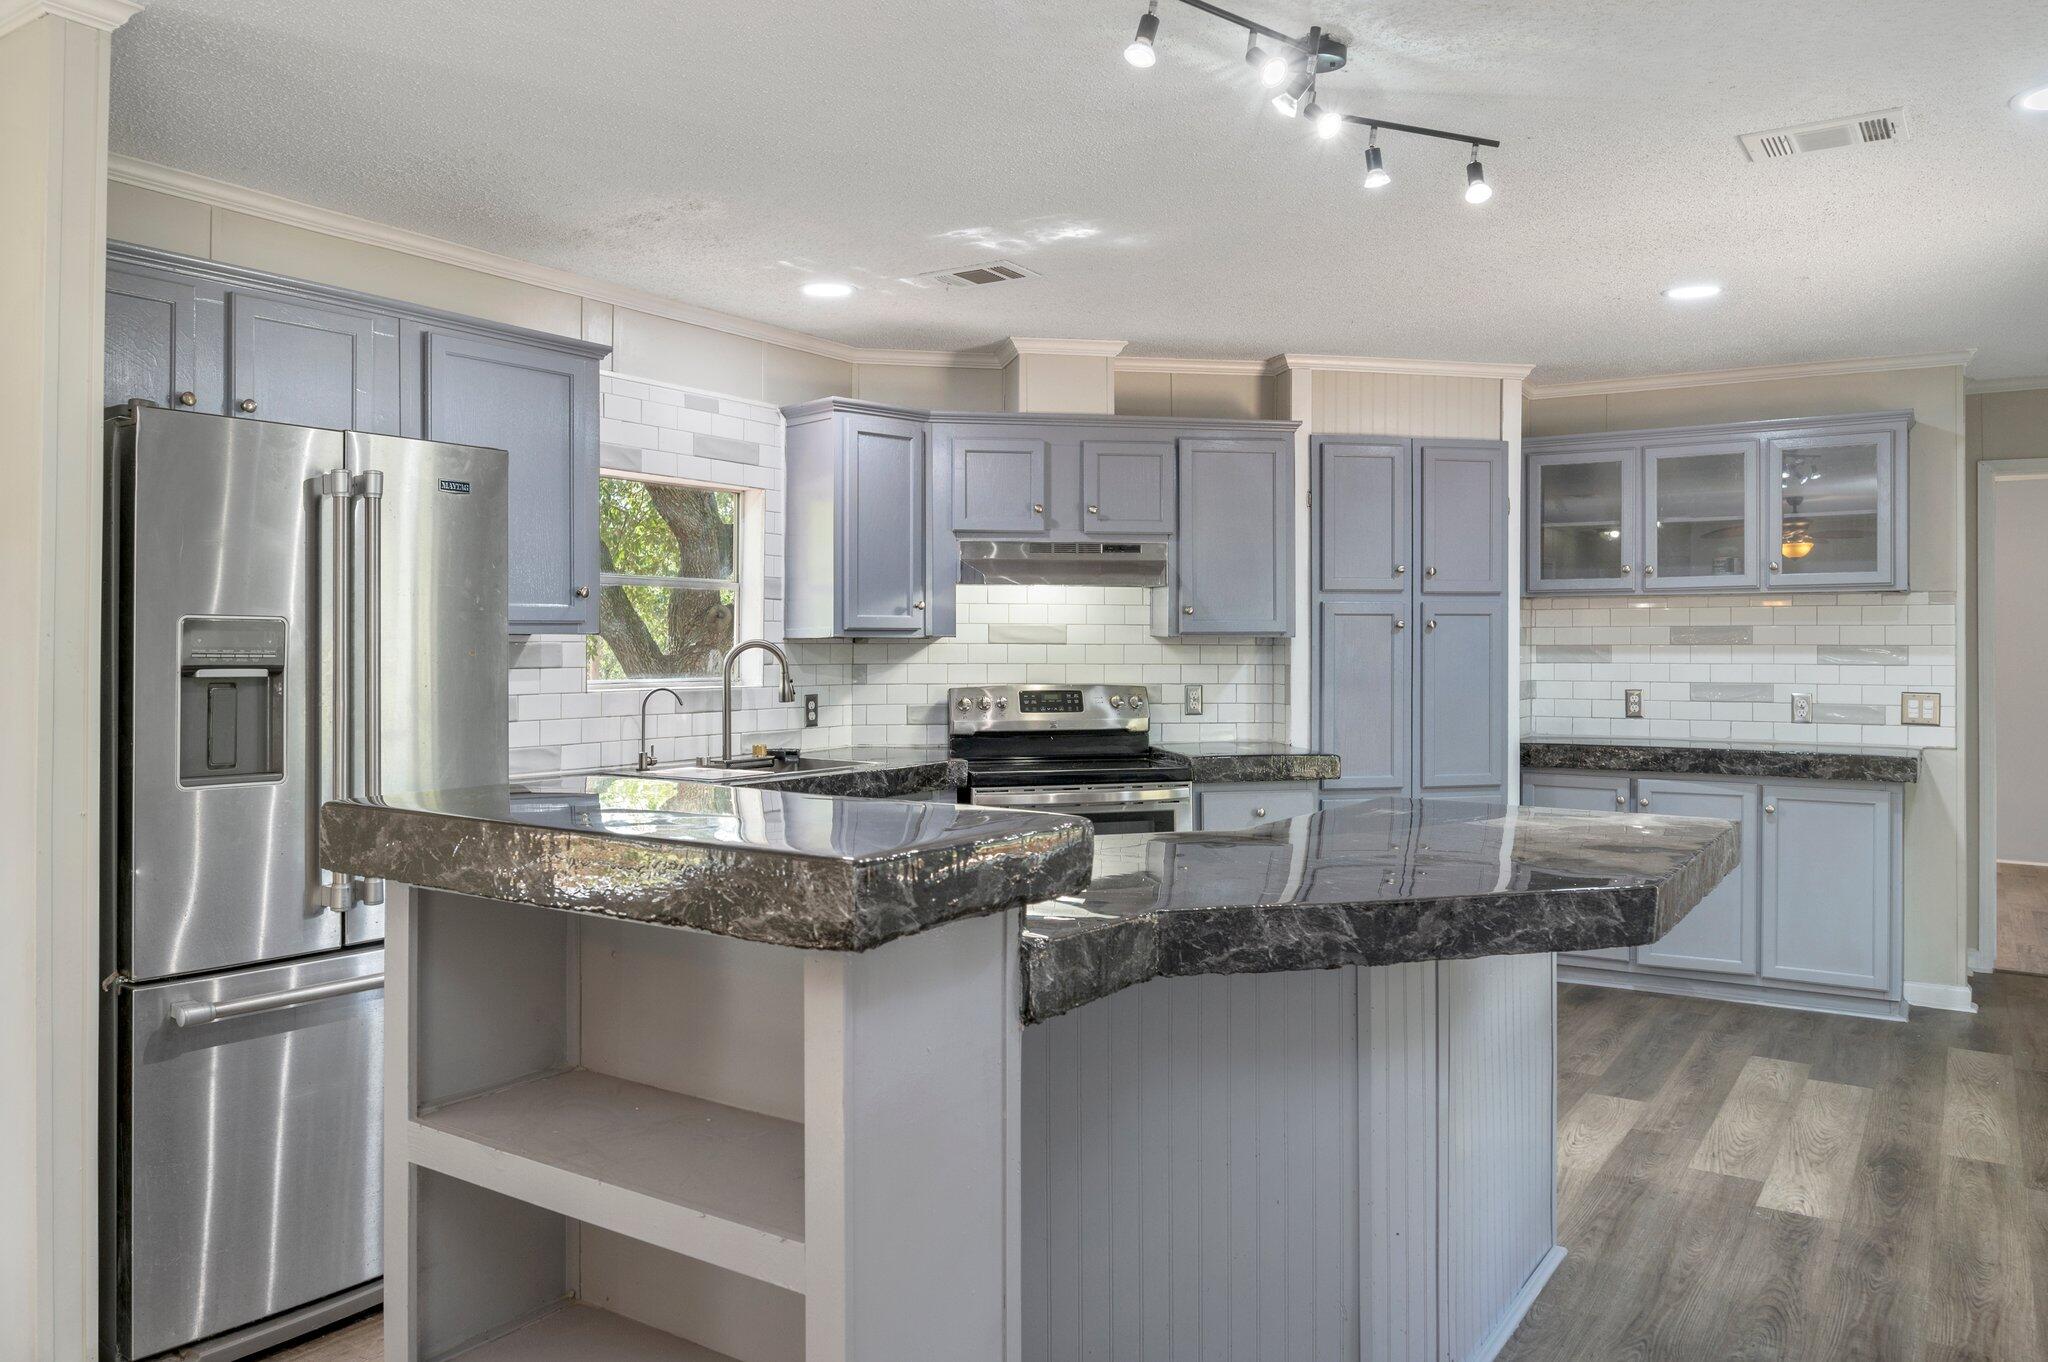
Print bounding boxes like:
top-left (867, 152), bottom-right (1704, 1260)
top-left (1991, 475), bottom-right (2048, 862)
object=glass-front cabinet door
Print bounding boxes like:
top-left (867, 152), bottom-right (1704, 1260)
top-left (1764, 428), bottom-right (1899, 589)
top-left (1527, 448), bottom-right (1639, 592)
top-left (1642, 438), bottom-right (1759, 590)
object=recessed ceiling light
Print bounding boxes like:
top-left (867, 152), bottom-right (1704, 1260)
top-left (801, 281), bottom-right (853, 299)
top-left (1662, 282), bottom-right (1723, 301)
top-left (2015, 85), bottom-right (2048, 112)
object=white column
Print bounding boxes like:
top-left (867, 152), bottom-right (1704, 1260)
top-left (0, 3), bottom-right (138, 1357)
top-left (1271, 359), bottom-right (1315, 747)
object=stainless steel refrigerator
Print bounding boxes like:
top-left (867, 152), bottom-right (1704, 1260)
top-left (101, 404), bottom-right (509, 1361)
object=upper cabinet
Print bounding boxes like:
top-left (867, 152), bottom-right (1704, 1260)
top-left (1524, 411), bottom-right (1910, 595)
top-left (942, 423), bottom-right (1178, 542)
top-left (951, 435), bottom-right (1050, 535)
top-left (1079, 438), bottom-right (1176, 537)
top-left (1418, 440), bottom-right (1508, 594)
top-left (1163, 435), bottom-right (1294, 636)
top-left (783, 400), bottom-right (941, 639)
top-left (106, 244), bottom-right (610, 634)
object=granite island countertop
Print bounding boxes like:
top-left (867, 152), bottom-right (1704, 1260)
top-left (1521, 738), bottom-right (1920, 784)
top-left (1020, 797), bottom-right (1739, 1022)
top-left (664, 740), bottom-right (1342, 793)
top-left (320, 774), bottom-right (1089, 951)
top-left (1154, 741), bottom-right (1340, 784)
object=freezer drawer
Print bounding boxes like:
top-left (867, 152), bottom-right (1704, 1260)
top-left (117, 949), bottom-right (382, 1360)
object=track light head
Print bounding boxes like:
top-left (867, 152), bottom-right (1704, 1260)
top-left (1271, 70), bottom-right (1312, 117)
top-left (1244, 32), bottom-right (1287, 86)
top-left (1363, 141), bottom-right (1390, 189)
top-left (1311, 104), bottom-right (1343, 138)
top-left (1125, 2), bottom-right (1159, 67)
top-left (1464, 152), bottom-right (1492, 204)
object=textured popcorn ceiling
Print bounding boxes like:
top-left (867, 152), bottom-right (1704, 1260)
top-left (109, 0), bottom-right (2048, 382)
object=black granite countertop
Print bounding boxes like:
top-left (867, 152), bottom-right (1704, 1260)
top-left (1154, 741), bottom-right (1340, 785)
top-left (321, 775), bottom-right (1088, 951)
top-left (1521, 739), bottom-right (1920, 784)
top-left (732, 746), bottom-right (965, 797)
top-left (1019, 797), bottom-right (1739, 1023)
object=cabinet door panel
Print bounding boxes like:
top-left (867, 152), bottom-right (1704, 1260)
top-left (952, 436), bottom-right (1049, 534)
top-left (1643, 438), bottom-right (1759, 590)
top-left (422, 330), bottom-right (598, 632)
top-left (1417, 600), bottom-right (1506, 790)
top-left (1527, 448), bottom-right (1639, 593)
top-left (228, 289), bottom-right (397, 433)
top-left (1761, 785), bottom-right (1892, 992)
top-left (1634, 780), bottom-right (1758, 975)
top-left (1081, 439), bottom-right (1175, 536)
top-left (1315, 436), bottom-right (1410, 593)
top-left (1176, 437), bottom-right (1291, 635)
top-left (1521, 774), bottom-right (1634, 962)
top-left (1765, 429), bottom-right (1899, 589)
top-left (842, 415), bottom-right (928, 633)
top-left (1318, 599), bottom-right (1410, 791)
top-left (1419, 442), bottom-right (1507, 594)
top-left (106, 267), bottom-right (200, 410)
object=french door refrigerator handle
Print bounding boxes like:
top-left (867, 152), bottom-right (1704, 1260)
top-left (169, 971), bottom-right (385, 1028)
top-left (314, 469), bottom-right (354, 914)
top-left (354, 470), bottom-right (386, 908)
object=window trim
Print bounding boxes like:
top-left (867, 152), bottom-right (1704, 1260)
top-left (590, 470), bottom-right (749, 688)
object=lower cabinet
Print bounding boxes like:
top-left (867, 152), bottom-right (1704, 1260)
top-left (1196, 781), bottom-right (1319, 832)
top-left (1522, 769), bottom-right (1902, 1015)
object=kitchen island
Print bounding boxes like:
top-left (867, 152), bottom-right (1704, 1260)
top-left (323, 779), bottom-right (1735, 1362)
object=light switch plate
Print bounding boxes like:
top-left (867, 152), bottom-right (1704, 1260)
top-left (1184, 684), bottom-right (1204, 716)
top-left (1791, 692), bottom-right (1814, 723)
top-left (1901, 690), bottom-right (1941, 725)
top-left (1624, 688), bottom-right (1644, 719)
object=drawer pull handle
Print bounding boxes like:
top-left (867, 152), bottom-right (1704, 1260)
top-left (1614, 791), bottom-right (1625, 807)
top-left (1637, 796), bottom-right (1650, 809)
top-left (171, 972), bottom-right (383, 1027)
top-left (176, 390), bottom-right (197, 407)
top-left (237, 398), bottom-right (257, 413)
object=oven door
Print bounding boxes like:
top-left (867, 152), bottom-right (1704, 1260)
top-left (970, 782), bottom-right (1194, 835)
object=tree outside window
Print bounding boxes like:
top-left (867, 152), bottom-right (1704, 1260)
top-left (587, 476), bottom-right (741, 682)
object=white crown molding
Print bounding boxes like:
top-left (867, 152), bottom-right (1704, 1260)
top-left (1527, 350), bottom-right (1979, 401)
top-left (1114, 355), bottom-right (1269, 377)
top-left (1965, 376), bottom-right (2048, 395)
top-left (1265, 352), bottom-right (1537, 381)
top-left (854, 347), bottom-right (1005, 370)
top-left (0, 0), bottom-right (140, 39)
top-left (992, 337), bottom-right (1129, 364)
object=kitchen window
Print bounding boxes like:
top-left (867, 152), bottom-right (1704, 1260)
top-left (587, 474), bottom-right (743, 683)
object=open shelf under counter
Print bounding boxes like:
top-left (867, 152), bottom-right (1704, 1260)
top-left (449, 1302), bottom-right (745, 1362)
top-left (406, 1067), bottom-right (805, 1292)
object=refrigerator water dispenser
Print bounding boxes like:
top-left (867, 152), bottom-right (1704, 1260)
top-left (178, 616), bottom-right (286, 784)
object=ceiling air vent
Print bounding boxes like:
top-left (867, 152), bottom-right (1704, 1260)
top-left (909, 260), bottom-right (1041, 289)
top-left (1738, 108), bottom-right (1906, 163)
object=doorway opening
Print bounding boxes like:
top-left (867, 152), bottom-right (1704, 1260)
top-left (1978, 461), bottom-right (2048, 976)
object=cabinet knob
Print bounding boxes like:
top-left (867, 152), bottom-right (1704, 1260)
top-left (1764, 803), bottom-right (1777, 815)
top-left (1769, 560), bottom-right (1782, 572)
top-left (1644, 565), bottom-right (1656, 576)
top-left (1182, 604), bottom-right (1195, 616)
top-left (1425, 619), bottom-right (1437, 631)
top-left (1395, 564), bottom-right (1406, 575)
top-left (1638, 796), bottom-right (1650, 809)
top-left (236, 398), bottom-right (257, 413)
top-left (1425, 566), bottom-right (1438, 577)
top-left (1394, 619), bottom-right (1406, 630)
top-left (176, 390), bottom-right (197, 407)
top-left (1614, 791), bottom-right (1626, 807)
top-left (914, 599), bottom-right (926, 610)
top-left (1252, 808), bottom-right (1267, 819)
top-left (1033, 502), bottom-right (1044, 514)
top-left (1087, 504), bottom-right (1099, 515)
top-left (574, 586), bottom-right (590, 599)
top-left (1620, 563), bottom-right (1633, 574)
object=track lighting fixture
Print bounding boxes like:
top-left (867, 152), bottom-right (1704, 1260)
top-left (1464, 150), bottom-right (1492, 204)
top-left (1363, 136), bottom-right (1389, 188)
top-left (1125, 1), bottom-right (1159, 67)
top-left (1119, 1), bottom-right (1501, 204)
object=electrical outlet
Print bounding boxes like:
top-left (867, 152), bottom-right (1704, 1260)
top-left (803, 693), bottom-right (819, 728)
top-left (1624, 688), bottom-right (1644, 719)
top-left (1791, 692), bottom-right (1814, 723)
top-left (1901, 690), bottom-right (1942, 726)
top-left (1184, 684), bottom-right (1204, 716)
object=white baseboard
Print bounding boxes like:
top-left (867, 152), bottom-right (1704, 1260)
top-left (1904, 979), bottom-right (1978, 1013)
top-left (1997, 857), bottom-right (2048, 869)
top-left (1969, 949), bottom-right (1996, 975)
top-left (1466, 1245), bottom-right (1566, 1362)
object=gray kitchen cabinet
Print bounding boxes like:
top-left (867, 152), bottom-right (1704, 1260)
top-left (1166, 436), bottom-right (1293, 635)
top-left (1313, 434), bottom-right (1509, 802)
top-left (1317, 599), bottom-right (1410, 792)
top-left (106, 265), bottom-right (215, 412)
top-left (107, 245), bottom-right (610, 635)
top-left (1419, 440), bottom-right (1507, 594)
top-left (418, 329), bottom-right (599, 633)
top-left (951, 435), bottom-right (1050, 535)
top-left (1632, 779), bottom-right (1758, 975)
top-left (1080, 438), bottom-right (1176, 536)
top-left (1525, 412), bottom-right (1911, 595)
top-left (1196, 782), bottom-right (1319, 832)
top-left (783, 399), bottom-right (939, 638)
top-left (1520, 772), bottom-right (1634, 964)
top-left (1760, 783), bottom-right (1894, 993)
top-left (227, 288), bottom-right (400, 434)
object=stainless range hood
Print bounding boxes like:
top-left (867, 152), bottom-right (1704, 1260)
top-left (957, 539), bottom-right (1170, 588)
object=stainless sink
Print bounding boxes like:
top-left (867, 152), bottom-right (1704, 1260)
top-left (616, 756), bottom-right (878, 784)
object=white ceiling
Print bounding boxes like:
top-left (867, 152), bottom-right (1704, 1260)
top-left (108, 0), bottom-right (2048, 382)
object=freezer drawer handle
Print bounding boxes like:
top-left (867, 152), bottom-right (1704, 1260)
top-left (170, 972), bottom-right (384, 1028)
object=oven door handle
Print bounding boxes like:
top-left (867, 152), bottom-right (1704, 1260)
top-left (974, 784), bottom-right (1193, 809)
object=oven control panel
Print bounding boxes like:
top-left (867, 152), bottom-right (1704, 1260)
top-left (947, 682), bottom-right (1150, 735)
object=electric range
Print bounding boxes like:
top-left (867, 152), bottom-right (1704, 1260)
top-left (948, 682), bottom-right (1193, 834)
